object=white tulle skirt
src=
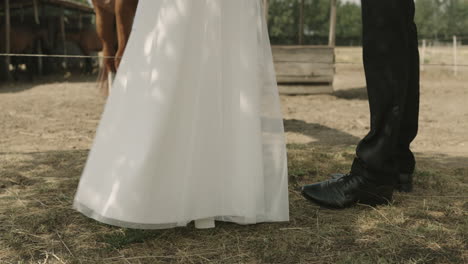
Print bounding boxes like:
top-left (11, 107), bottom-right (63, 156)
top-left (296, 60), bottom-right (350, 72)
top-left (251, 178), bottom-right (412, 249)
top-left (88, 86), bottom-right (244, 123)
top-left (73, 0), bottom-right (289, 229)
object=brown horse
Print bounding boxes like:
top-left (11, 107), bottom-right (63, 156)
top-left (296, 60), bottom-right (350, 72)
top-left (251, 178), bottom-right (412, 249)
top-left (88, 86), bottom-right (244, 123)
top-left (0, 26), bottom-right (50, 80)
top-left (66, 28), bottom-right (102, 74)
top-left (91, 0), bottom-right (139, 94)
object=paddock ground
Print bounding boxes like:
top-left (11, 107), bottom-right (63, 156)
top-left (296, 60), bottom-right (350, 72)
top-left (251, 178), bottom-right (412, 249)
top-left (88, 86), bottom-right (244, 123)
top-left (0, 47), bottom-right (467, 263)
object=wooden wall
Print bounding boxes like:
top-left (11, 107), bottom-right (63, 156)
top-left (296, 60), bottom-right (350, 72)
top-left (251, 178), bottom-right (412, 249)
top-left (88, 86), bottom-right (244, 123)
top-left (273, 46), bottom-right (335, 94)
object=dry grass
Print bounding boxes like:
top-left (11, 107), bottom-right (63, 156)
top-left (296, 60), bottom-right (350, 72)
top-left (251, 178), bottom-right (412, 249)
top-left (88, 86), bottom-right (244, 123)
top-left (1, 47), bottom-right (467, 263)
top-left (0, 146), bottom-right (466, 263)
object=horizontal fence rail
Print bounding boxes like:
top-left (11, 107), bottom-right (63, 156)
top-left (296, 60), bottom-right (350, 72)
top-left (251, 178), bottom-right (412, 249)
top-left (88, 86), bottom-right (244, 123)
top-left (1, 53), bottom-right (468, 68)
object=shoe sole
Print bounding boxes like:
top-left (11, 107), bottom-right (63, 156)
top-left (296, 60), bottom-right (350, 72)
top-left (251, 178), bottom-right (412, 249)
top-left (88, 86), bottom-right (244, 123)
top-left (301, 186), bottom-right (393, 209)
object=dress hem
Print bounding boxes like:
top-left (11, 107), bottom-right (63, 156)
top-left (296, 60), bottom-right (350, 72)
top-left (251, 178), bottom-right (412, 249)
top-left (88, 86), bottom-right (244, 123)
top-left (73, 201), bottom-right (289, 230)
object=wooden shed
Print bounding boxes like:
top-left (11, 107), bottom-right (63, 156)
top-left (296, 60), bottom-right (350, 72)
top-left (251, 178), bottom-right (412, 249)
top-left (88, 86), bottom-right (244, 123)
top-left (265, 0), bottom-right (337, 94)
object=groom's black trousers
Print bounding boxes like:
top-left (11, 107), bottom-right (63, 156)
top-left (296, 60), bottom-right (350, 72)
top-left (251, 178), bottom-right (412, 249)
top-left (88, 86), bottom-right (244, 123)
top-left (351, 0), bottom-right (420, 183)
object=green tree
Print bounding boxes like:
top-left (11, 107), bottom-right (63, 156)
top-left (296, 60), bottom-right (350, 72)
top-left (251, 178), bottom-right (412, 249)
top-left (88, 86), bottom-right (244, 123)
top-left (268, 0), bottom-right (298, 44)
top-left (268, 0), bottom-right (362, 45)
top-left (335, 2), bottom-right (362, 45)
top-left (442, 0), bottom-right (468, 39)
top-left (414, 0), bottom-right (468, 42)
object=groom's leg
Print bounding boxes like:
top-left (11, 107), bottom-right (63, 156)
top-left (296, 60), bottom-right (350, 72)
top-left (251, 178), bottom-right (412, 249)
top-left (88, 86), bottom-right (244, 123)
top-left (396, 0), bottom-right (420, 176)
top-left (351, 0), bottom-right (415, 184)
top-left (301, 0), bottom-right (419, 208)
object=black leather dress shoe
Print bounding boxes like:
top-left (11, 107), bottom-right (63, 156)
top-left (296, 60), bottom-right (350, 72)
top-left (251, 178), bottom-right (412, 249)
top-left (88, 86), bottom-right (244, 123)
top-left (301, 174), bottom-right (394, 209)
top-left (330, 173), bottom-right (413, 193)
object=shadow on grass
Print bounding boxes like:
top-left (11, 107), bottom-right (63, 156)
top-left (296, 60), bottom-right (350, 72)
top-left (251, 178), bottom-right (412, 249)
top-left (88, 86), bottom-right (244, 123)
top-left (0, 82), bottom-right (37, 94)
top-left (0, 74), bottom-right (98, 94)
top-left (0, 147), bottom-right (467, 263)
top-left (284, 119), bottom-right (361, 147)
top-left (333, 86), bottom-right (368, 100)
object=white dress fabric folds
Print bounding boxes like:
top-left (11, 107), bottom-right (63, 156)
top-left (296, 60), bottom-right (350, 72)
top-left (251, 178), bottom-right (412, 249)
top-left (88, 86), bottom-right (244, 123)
top-left (73, 0), bottom-right (289, 229)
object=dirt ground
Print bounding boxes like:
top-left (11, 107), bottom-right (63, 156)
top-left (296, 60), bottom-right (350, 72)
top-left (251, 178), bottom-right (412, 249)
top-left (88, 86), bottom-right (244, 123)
top-left (283, 47), bottom-right (468, 160)
top-left (0, 47), bottom-right (467, 263)
top-left (1, 48), bottom-right (467, 159)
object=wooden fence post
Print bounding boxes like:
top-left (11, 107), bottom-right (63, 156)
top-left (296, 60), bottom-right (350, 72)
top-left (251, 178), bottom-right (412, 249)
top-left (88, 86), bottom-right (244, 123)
top-left (33, 0), bottom-right (44, 76)
top-left (33, 0), bottom-right (40, 24)
top-left (298, 0), bottom-right (305, 45)
top-left (421, 39), bottom-right (426, 71)
top-left (453, 35), bottom-right (458, 76)
top-left (2, 0), bottom-right (12, 81)
top-left (328, 0), bottom-right (337, 47)
top-left (60, 8), bottom-right (67, 69)
top-left (263, 0), bottom-right (269, 24)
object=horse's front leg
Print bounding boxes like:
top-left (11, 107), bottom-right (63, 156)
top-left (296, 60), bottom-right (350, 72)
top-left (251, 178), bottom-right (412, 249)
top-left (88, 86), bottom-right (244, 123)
top-left (94, 2), bottom-right (116, 73)
top-left (93, 0), bottom-right (117, 94)
top-left (114, 0), bottom-right (138, 70)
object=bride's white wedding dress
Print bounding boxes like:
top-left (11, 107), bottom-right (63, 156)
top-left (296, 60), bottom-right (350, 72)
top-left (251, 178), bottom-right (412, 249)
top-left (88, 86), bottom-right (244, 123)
top-left (73, 0), bottom-right (289, 229)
